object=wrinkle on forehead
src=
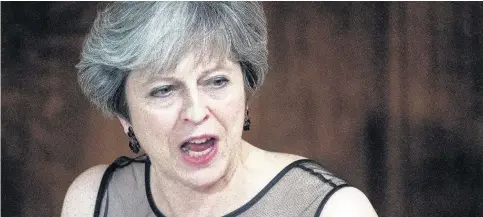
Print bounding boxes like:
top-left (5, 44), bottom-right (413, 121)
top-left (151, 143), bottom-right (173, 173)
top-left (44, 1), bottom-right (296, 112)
top-left (134, 47), bottom-right (236, 81)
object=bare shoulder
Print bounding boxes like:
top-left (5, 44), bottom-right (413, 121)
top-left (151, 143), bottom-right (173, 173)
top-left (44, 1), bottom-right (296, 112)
top-left (320, 187), bottom-right (378, 217)
top-left (262, 150), bottom-right (307, 169)
top-left (243, 145), bottom-right (306, 181)
top-left (61, 164), bottom-right (109, 217)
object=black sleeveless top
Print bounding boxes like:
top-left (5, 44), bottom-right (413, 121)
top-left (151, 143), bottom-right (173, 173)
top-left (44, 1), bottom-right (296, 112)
top-left (94, 155), bottom-right (348, 217)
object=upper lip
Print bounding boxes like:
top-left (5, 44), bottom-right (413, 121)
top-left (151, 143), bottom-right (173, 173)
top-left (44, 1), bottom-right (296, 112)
top-left (180, 134), bottom-right (218, 147)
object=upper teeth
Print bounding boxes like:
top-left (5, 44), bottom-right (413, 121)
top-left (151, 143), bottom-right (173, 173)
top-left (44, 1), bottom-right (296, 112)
top-left (188, 138), bottom-right (209, 144)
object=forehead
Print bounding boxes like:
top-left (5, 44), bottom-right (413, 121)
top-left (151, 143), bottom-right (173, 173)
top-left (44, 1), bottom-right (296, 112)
top-left (133, 50), bottom-right (235, 81)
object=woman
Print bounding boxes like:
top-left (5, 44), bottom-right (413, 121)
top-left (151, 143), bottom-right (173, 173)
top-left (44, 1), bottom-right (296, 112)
top-left (62, 2), bottom-right (377, 217)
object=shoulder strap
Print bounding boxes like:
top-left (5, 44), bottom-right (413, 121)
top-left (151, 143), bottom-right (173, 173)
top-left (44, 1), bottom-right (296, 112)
top-left (289, 159), bottom-right (351, 217)
top-left (314, 183), bottom-right (350, 217)
top-left (93, 156), bottom-right (139, 217)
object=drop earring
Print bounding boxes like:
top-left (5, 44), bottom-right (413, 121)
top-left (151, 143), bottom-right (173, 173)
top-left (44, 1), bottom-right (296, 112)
top-left (127, 126), bottom-right (140, 154)
top-left (243, 109), bottom-right (251, 131)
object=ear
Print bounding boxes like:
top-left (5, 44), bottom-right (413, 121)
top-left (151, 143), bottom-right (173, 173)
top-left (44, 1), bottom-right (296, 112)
top-left (117, 116), bottom-right (131, 134)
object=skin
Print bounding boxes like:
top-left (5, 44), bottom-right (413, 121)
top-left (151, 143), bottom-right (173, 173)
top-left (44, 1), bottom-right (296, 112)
top-left (61, 51), bottom-right (378, 217)
top-left (119, 53), bottom-right (247, 189)
top-left (118, 52), bottom-right (264, 216)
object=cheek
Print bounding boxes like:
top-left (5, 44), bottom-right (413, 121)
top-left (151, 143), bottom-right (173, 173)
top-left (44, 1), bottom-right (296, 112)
top-left (124, 76), bottom-right (181, 152)
top-left (211, 92), bottom-right (246, 133)
top-left (129, 103), bottom-right (180, 149)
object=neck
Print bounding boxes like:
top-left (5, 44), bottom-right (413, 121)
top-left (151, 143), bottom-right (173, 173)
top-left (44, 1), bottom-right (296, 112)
top-left (149, 141), bottom-right (254, 217)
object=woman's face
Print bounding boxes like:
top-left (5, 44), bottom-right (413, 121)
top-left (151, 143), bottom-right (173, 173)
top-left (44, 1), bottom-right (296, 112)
top-left (120, 52), bottom-right (246, 188)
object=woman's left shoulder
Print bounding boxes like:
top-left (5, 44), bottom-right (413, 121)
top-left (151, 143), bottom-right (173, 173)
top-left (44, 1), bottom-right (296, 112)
top-left (245, 148), bottom-right (307, 182)
top-left (320, 186), bottom-right (378, 217)
top-left (262, 151), bottom-right (307, 168)
top-left (262, 151), bottom-right (378, 216)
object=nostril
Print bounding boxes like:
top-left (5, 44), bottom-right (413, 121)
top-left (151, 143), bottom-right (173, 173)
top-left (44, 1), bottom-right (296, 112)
top-left (183, 106), bottom-right (209, 124)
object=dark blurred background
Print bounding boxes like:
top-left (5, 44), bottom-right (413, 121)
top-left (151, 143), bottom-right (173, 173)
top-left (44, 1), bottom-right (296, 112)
top-left (2, 2), bottom-right (483, 217)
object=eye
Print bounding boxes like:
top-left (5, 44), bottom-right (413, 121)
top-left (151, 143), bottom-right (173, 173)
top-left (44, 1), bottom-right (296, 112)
top-left (209, 76), bottom-right (229, 88)
top-left (149, 85), bottom-right (174, 97)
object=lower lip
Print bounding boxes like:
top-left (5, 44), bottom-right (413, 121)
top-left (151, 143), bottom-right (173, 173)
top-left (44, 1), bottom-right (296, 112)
top-left (180, 141), bottom-right (218, 167)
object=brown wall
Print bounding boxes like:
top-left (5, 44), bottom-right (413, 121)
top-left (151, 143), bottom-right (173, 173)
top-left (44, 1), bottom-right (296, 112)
top-left (2, 2), bottom-right (482, 217)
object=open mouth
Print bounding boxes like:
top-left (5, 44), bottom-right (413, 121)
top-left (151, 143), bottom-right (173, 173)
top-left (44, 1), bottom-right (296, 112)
top-left (179, 136), bottom-right (218, 166)
top-left (180, 137), bottom-right (216, 157)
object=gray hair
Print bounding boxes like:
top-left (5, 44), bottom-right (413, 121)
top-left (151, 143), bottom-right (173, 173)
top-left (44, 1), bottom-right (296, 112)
top-left (77, 2), bottom-right (268, 120)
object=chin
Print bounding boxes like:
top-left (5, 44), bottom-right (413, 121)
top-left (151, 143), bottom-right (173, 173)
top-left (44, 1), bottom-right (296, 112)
top-left (182, 152), bottom-right (231, 190)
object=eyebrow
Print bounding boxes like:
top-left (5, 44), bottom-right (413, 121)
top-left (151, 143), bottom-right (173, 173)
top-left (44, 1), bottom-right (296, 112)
top-left (142, 63), bottom-right (231, 85)
top-left (199, 64), bottom-right (226, 77)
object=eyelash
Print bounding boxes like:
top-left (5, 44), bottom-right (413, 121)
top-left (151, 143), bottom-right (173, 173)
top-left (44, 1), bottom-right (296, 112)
top-left (149, 85), bottom-right (174, 97)
top-left (209, 76), bottom-right (229, 88)
top-left (149, 76), bottom-right (229, 97)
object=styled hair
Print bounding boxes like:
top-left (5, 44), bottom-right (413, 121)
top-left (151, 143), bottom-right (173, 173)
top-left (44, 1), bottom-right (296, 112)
top-left (77, 2), bottom-right (268, 120)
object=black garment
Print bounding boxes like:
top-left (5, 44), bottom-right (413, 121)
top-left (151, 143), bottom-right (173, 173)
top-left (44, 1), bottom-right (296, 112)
top-left (94, 155), bottom-right (348, 217)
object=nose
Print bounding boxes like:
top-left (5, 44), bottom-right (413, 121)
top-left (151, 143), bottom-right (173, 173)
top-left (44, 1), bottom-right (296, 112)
top-left (182, 90), bottom-right (209, 124)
